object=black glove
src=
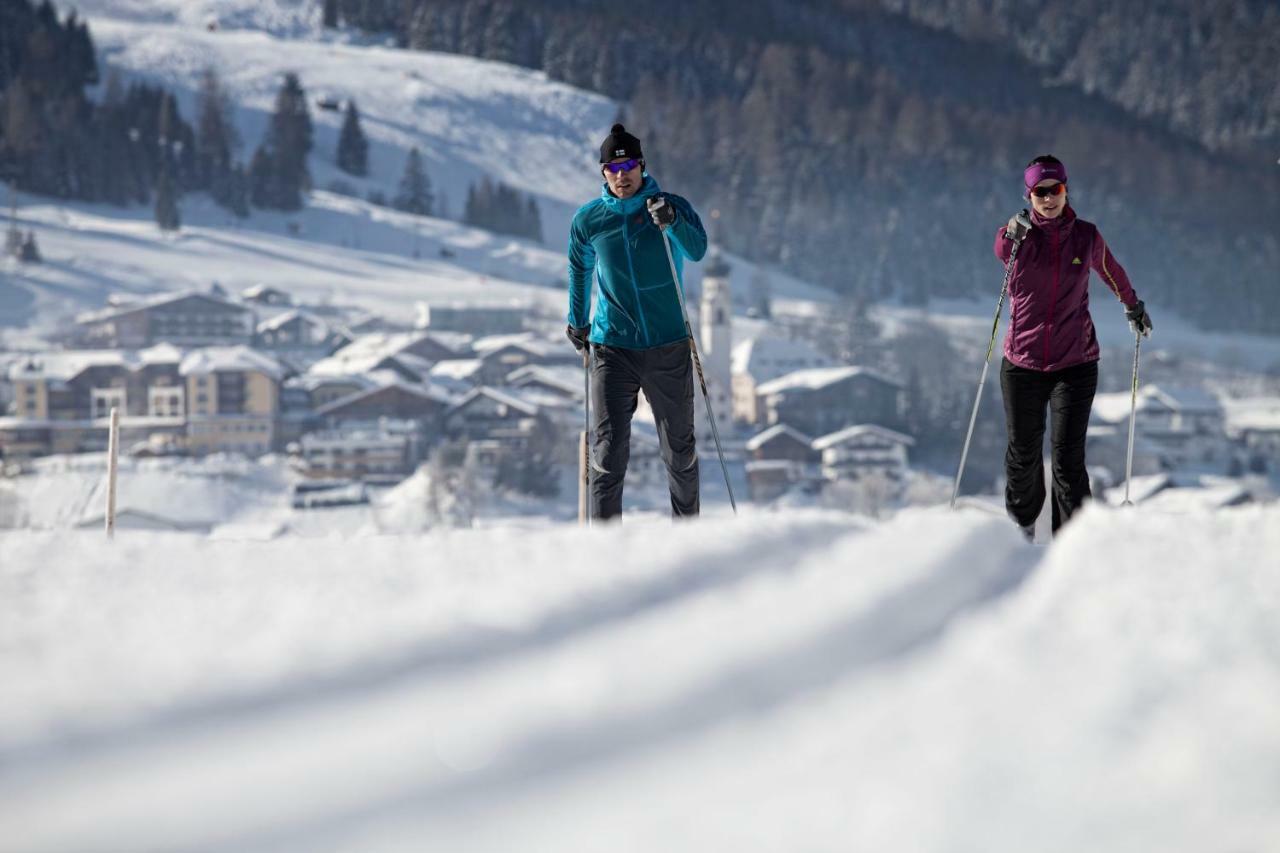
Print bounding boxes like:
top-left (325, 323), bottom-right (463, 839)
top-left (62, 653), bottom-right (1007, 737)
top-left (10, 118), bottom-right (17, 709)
top-left (1125, 300), bottom-right (1153, 338)
top-left (1004, 209), bottom-right (1032, 243)
top-left (565, 324), bottom-right (590, 354)
top-left (646, 194), bottom-right (677, 229)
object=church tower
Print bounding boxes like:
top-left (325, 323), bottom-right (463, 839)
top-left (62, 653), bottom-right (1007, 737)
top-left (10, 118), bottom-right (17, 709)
top-left (699, 251), bottom-right (733, 432)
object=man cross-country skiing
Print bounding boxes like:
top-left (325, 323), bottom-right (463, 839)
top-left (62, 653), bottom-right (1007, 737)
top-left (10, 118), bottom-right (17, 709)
top-left (566, 123), bottom-right (708, 520)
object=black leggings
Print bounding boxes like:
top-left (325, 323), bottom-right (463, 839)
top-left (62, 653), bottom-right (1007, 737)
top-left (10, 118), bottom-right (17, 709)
top-left (1000, 357), bottom-right (1098, 533)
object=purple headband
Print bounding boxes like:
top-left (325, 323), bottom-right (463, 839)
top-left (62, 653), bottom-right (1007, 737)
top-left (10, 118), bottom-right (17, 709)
top-left (1024, 161), bottom-right (1068, 192)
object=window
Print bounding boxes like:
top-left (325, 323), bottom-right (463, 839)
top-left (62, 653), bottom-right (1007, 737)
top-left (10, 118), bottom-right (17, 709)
top-left (149, 385), bottom-right (185, 418)
top-left (91, 388), bottom-right (127, 419)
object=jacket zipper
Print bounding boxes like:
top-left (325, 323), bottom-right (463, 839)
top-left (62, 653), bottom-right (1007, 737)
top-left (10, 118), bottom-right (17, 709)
top-left (1043, 224), bottom-right (1061, 368)
top-left (621, 208), bottom-right (651, 343)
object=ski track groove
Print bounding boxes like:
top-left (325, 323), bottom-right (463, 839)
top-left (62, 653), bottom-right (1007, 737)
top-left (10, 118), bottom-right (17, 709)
top-left (170, 525), bottom-right (1043, 853)
top-left (0, 517), bottom-right (858, 777)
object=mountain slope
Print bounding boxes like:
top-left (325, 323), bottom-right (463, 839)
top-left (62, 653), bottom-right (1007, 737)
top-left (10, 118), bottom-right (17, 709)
top-left (1, 5), bottom-right (831, 338)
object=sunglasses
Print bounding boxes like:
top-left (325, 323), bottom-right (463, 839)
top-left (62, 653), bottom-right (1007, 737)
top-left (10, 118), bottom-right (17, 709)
top-left (603, 158), bottom-right (642, 175)
top-left (1029, 182), bottom-right (1067, 199)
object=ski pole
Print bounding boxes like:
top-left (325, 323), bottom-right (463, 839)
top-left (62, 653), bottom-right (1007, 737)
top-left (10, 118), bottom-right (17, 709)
top-left (1121, 330), bottom-right (1141, 506)
top-left (659, 226), bottom-right (738, 515)
top-left (950, 213), bottom-right (1031, 509)
top-left (583, 345), bottom-right (594, 525)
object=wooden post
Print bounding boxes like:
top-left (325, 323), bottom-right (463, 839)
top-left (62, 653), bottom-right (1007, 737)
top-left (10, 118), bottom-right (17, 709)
top-left (106, 406), bottom-right (119, 539)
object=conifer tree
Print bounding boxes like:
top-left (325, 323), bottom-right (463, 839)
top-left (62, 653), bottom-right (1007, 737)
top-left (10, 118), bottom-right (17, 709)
top-left (336, 100), bottom-right (368, 177)
top-left (393, 146), bottom-right (432, 215)
top-left (195, 68), bottom-right (239, 200)
top-left (154, 168), bottom-right (180, 231)
top-left (250, 72), bottom-right (312, 210)
top-left (524, 196), bottom-right (542, 242)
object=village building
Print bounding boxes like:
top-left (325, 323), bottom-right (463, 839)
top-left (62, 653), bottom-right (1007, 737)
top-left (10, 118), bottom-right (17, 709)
top-left (755, 366), bottom-right (904, 438)
top-left (415, 300), bottom-right (528, 336)
top-left (73, 291), bottom-right (254, 349)
top-left (2, 345), bottom-right (188, 457)
top-left (812, 424), bottom-right (914, 481)
top-left (471, 334), bottom-right (579, 386)
top-left (296, 419), bottom-right (425, 482)
top-left (743, 424), bottom-right (820, 502)
top-left (254, 309), bottom-right (352, 364)
top-left (731, 336), bottom-right (834, 424)
top-left (180, 347), bottom-right (288, 456)
top-left (307, 331), bottom-right (470, 384)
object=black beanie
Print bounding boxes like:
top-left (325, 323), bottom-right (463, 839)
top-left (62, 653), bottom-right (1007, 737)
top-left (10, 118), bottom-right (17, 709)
top-left (599, 123), bottom-right (643, 163)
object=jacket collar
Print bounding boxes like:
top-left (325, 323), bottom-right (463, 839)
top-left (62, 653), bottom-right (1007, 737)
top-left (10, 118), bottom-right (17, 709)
top-left (1031, 204), bottom-right (1077, 232)
top-left (600, 174), bottom-right (660, 215)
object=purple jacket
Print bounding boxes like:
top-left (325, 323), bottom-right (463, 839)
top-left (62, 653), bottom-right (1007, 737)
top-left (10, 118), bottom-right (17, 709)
top-left (994, 206), bottom-right (1138, 372)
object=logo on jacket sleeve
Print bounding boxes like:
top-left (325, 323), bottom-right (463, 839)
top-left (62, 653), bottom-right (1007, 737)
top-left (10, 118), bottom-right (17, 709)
top-left (1071, 257), bottom-right (1083, 265)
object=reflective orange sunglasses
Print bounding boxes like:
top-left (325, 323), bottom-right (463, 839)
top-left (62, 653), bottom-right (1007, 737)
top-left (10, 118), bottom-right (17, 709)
top-left (1030, 182), bottom-right (1067, 199)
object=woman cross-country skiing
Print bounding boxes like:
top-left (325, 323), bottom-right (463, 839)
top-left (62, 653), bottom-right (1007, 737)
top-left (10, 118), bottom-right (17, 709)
top-left (995, 154), bottom-right (1154, 540)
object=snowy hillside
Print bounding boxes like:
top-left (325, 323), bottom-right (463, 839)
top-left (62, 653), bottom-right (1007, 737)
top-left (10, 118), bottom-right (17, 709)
top-left (0, 1), bottom-right (830, 340)
top-left (1, 504), bottom-right (1277, 851)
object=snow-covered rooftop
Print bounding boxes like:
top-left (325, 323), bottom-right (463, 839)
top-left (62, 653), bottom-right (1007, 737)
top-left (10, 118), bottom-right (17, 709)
top-left (1222, 397), bottom-right (1280, 433)
top-left (179, 346), bottom-right (288, 380)
top-left (812, 423), bottom-right (916, 450)
top-left (755, 365), bottom-right (903, 396)
top-left (745, 424), bottom-right (814, 451)
top-left (1141, 385), bottom-right (1223, 415)
top-left (429, 359), bottom-right (484, 381)
top-left (451, 386), bottom-right (541, 417)
top-left (472, 333), bottom-right (562, 359)
top-left (306, 332), bottom-right (455, 378)
top-left (76, 290), bottom-right (245, 324)
top-left (731, 336), bottom-right (833, 381)
top-left (314, 380), bottom-right (453, 415)
top-left (505, 365), bottom-right (583, 396)
top-left (7, 344), bottom-right (185, 382)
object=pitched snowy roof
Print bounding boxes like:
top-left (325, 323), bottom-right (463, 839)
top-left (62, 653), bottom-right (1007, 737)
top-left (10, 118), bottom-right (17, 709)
top-left (745, 424), bottom-right (814, 451)
top-left (812, 423), bottom-right (915, 451)
top-left (286, 373), bottom-right (377, 393)
top-left (731, 336), bottom-right (833, 381)
top-left (1141, 385), bottom-right (1222, 415)
top-left (429, 358), bottom-right (484, 380)
top-left (241, 284), bottom-right (292, 301)
top-left (179, 346), bottom-right (288, 380)
top-left (472, 333), bottom-right (561, 359)
top-left (257, 308), bottom-right (336, 335)
top-left (451, 386), bottom-right (541, 417)
top-left (307, 330), bottom-right (465, 377)
top-left (8, 345), bottom-right (185, 382)
top-left (314, 379), bottom-right (453, 415)
top-left (505, 364), bottom-right (582, 396)
top-left (1222, 397), bottom-right (1280, 433)
top-left (1091, 392), bottom-right (1136, 425)
top-left (755, 365), bottom-right (902, 396)
top-left (1095, 386), bottom-right (1225, 424)
top-left (76, 290), bottom-right (245, 323)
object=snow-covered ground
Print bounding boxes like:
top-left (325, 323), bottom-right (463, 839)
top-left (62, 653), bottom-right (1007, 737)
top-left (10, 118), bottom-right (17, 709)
top-left (1, 503), bottom-right (1277, 851)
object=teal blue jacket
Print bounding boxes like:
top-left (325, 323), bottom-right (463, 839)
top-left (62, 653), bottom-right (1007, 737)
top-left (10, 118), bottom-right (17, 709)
top-left (567, 175), bottom-right (708, 350)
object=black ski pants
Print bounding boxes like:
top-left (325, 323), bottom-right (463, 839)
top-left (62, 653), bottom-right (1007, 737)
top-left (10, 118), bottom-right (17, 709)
top-left (1000, 357), bottom-right (1098, 533)
top-left (589, 339), bottom-right (699, 520)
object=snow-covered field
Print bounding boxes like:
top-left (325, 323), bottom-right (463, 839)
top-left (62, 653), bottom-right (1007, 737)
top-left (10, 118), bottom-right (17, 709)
top-left (1, 504), bottom-right (1277, 851)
